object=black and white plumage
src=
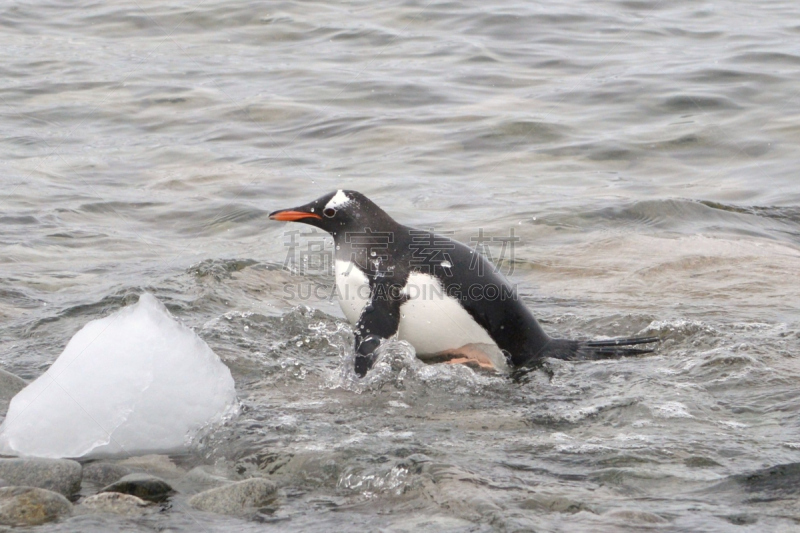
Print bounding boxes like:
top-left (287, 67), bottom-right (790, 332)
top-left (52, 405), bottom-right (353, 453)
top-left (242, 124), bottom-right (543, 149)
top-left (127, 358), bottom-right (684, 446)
top-left (270, 190), bottom-right (658, 377)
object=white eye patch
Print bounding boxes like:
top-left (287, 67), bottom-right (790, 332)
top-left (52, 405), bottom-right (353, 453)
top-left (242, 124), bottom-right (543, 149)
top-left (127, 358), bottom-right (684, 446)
top-left (325, 190), bottom-right (351, 211)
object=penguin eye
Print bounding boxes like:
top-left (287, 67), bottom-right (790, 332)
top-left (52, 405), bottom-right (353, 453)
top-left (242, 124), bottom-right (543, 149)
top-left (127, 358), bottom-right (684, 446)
top-left (323, 208), bottom-right (336, 218)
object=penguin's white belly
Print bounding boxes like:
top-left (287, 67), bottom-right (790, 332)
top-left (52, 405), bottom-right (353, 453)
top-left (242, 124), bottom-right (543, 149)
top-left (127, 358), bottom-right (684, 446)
top-left (335, 259), bottom-right (370, 324)
top-left (396, 272), bottom-right (495, 355)
top-left (335, 263), bottom-right (497, 356)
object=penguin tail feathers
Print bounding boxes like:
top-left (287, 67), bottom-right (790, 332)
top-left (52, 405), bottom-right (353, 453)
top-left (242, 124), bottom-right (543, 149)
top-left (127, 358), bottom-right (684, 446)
top-left (531, 336), bottom-right (660, 363)
top-left (511, 336), bottom-right (660, 381)
top-left (575, 336), bottom-right (660, 360)
top-left (584, 336), bottom-right (660, 348)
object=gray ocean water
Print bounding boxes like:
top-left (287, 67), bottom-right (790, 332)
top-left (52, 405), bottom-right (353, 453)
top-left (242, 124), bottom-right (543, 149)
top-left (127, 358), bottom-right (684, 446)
top-left (2, 0), bottom-right (800, 531)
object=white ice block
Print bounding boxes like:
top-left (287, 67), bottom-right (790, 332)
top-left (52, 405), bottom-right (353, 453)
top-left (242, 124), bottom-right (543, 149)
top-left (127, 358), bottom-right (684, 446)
top-left (0, 293), bottom-right (238, 458)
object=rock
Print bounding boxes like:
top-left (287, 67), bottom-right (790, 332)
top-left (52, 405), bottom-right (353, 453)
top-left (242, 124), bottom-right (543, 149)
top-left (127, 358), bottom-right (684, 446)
top-left (0, 370), bottom-right (27, 422)
top-left (235, 451), bottom-right (341, 486)
top-left (117, 454), bottom-right (183, 479)
top-left (414, 462), bottom-right (501, 522)
top-left (521, 494), bottom-right (593, 514)
top-left (79, 492), bottom-right (152, 517)
top-left (180, 466), bottom-right (233, 491)
top-left (0, 458), bottom-right (82, 496)
top-left (0, 487), bottom-right (72, 526)
top-left (605, 509), bottom-right (668, 524)
top-left (100, 473), bottom-right (174, 502)
top-left (0, 370), bottom-right (26, 403)
top-left (81, 462), bottom-right (132, 487)
top-left (188, 478), bottom-right (277, 515)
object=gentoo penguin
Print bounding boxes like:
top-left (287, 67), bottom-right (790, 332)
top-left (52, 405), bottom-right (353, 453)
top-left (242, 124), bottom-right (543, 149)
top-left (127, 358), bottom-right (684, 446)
top-left (270, 190), bottom-right (658, 377)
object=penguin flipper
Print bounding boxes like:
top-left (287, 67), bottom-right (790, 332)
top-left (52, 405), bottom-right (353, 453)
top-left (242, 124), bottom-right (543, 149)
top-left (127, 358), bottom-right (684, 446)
top-left (353, 291), bottom-right (402, 377)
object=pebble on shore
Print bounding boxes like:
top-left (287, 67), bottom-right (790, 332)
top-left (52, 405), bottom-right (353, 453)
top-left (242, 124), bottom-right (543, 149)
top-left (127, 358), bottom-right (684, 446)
top-left (81, 462), bottom-right (133, 488)
top-left (116, 454), bottom-right (184, 480)
top-left (0, 365), bottom-right (281, 523)
top-left (0, 458), bottom-right (82, 496)
top-left (0, 486), bottom-right (72, 527)
top-left (188, 478), bottom-right (277, 515)
top-left (79, 492), bottom-right (153, 517)
top-left (100, 473), bottom-right (174, 503)
top-left (0, 369), bottom-right (26, 410)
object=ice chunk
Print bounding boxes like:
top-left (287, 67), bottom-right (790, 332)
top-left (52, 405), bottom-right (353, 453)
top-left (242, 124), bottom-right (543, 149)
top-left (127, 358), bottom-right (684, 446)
top-left (0, 294), bottom-right (238, 458)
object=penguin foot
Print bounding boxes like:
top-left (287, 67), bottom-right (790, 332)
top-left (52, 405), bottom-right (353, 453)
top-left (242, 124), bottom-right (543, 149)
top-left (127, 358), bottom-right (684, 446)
top-left (419, 344), bottom-right (503, 370)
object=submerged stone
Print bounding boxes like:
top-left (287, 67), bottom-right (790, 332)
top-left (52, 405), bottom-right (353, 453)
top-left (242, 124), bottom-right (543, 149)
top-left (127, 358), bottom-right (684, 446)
top-left (605, 509), bottom-right (668, 524)
top-left (180, 466), bottom-right (233, 491)
top-left (0, 487), bottom-right (72, 527)
top-left (734, 462), bottom-right (800, 497)
top-left (0, 369), bottom-right (26, 406)
top-left (100, 473), bottom-right (174, 503)
top-left (520, 494), bottom-right (593, 514)
top-left (188, 478), bottom-right (277, 515)
top-left (0, 369), bottom-right (26, 423)
top-left (80, 492), bottom-right (152, 517)
top-left (81, 462), bottom-right (133, 487)
top-left (116, 454), bottom-right (184, 479)
top-left (0, 458), bottom-right (82, 496)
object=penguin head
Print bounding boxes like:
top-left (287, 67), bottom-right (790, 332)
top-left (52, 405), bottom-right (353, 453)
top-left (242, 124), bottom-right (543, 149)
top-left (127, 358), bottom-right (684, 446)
top-left (269, 190), bottom-right (396, 236)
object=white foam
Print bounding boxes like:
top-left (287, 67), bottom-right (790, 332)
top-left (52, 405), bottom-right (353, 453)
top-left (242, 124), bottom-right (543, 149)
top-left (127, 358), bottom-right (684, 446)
top-left (650, 401), bottom-right (694, 419)
top-left (0, 294), bottom-right (238, 458)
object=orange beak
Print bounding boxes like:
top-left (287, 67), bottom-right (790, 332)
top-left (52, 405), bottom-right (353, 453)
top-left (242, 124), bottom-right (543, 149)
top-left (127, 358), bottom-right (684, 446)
top-left (269, 210), bottom-right (322, 222)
